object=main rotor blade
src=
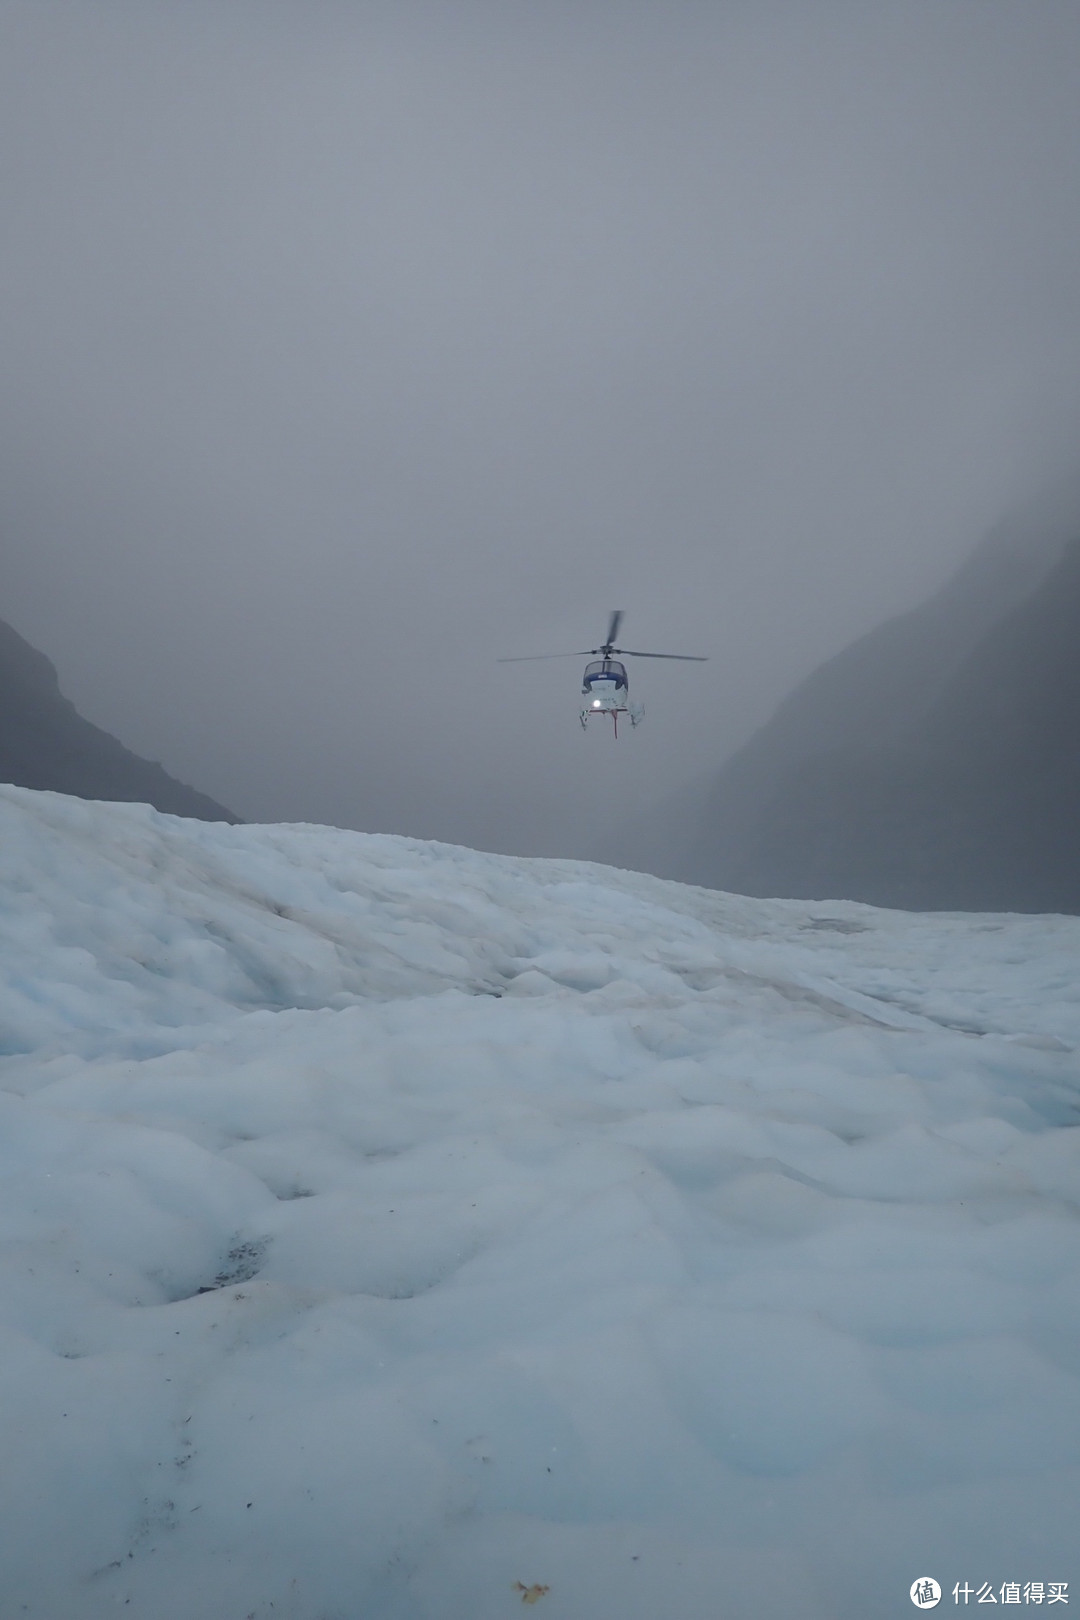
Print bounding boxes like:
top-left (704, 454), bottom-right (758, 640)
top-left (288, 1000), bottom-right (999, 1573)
top-left (605, 609), bottom-right (624, 647)
top-left (496, 652), bottom-right (592, 662)
top-left (615, 649), bottom-right (708, 661)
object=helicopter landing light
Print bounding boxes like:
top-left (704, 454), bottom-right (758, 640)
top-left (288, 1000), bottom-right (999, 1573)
top-left (592, 700), bottom-right (602, 707)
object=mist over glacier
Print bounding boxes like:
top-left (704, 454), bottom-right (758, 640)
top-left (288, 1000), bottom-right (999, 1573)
top-left (4, 2), bottom-right (1080, 860)
top-left (1, 785), bottom-right (1077, 1619)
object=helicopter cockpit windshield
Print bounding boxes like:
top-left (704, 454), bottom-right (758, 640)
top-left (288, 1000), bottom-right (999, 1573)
top-left (582, 658), bottom-right (628, 695)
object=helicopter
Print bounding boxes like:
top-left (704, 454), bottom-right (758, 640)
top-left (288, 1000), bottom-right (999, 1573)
top-left (498, 611), bottom-right (707, 736)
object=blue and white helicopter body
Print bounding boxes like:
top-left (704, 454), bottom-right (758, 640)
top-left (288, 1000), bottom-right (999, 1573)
top-left (579, 658), bottom-right (643, 734)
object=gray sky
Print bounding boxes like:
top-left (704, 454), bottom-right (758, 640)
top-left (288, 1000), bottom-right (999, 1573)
top-left (3, 0), bottom-right (1080, 861)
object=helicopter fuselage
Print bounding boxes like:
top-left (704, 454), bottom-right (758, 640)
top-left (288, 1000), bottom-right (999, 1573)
top-left (580, 659), bottom-right (643, 734)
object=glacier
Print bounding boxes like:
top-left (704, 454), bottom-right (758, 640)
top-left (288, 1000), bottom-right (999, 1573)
top-left (0, 783), bottom-right (1077, 1619)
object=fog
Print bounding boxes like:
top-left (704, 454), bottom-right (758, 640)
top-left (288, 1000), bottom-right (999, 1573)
top-left (2, 0), bottom-right (1080, 862)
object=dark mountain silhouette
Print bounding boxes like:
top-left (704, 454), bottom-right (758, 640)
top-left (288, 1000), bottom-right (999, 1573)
top-left (682, 506), bottom-right (1080, 912)
top-left (0, 616), bottom-right (240, 822)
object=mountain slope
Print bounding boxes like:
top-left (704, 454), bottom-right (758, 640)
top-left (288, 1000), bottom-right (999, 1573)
top-left (686, 514), bottom-right (1079, 910)
top-left (0, 615), bottom-right (239, 821)
top-left (1, 786), bottom-right (1078, 1618)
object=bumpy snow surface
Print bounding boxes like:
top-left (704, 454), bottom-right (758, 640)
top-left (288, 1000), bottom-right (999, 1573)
top-left (1, 786), bottom-right (1078, 1620)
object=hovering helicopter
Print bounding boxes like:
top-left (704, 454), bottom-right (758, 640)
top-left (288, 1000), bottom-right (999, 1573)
top-left (498, 611), bottom-right (707, 736)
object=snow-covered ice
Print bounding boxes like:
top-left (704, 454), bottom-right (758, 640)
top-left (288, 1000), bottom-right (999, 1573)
top-left (0, 783), bottom-right (1077, 1619)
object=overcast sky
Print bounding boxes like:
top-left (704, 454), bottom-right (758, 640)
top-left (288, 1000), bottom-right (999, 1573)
top-left (2, 0), bottom-right (1080, 861)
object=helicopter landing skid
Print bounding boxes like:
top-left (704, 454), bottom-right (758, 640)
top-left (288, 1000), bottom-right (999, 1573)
top-left (579, 702), bottom-right (644, 736)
